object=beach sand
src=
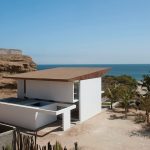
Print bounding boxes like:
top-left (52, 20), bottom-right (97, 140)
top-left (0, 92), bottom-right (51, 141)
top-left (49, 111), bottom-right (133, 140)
top-left (37, 110), bottom-right (150, 150)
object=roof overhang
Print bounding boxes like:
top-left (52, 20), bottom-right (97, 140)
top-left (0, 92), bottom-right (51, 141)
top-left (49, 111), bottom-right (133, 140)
top-left (3, 67), bottom-right (111, 82)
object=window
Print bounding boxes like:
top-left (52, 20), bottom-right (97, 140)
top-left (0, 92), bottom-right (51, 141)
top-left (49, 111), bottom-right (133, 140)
top-left (74, 82), bottom-right (79, 100)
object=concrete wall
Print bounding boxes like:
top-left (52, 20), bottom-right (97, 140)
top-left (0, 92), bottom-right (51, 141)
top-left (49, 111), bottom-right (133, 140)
top-left (79, 78), bottom-right (102, 122)
top-left (62, 109), bottom-right (71, 131)
top-left (35, 103), bottom-right (57, 129)
top-left (17, 80), bottom-right (74, 103)
top-left (0, 103), bottom-right (57, 130)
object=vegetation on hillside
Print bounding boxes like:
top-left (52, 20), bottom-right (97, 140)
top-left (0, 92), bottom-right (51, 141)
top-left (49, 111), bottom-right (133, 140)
top-left (118, 85), bottom-right (135, 117)
top-left (103, 74), bottom-right (150, 124)
top-left (137, 75), bottom-right (150, 124)
top-left (103, 75), bottom-right (137, 110)
top-left (103, 75), bottom-right (137, 91)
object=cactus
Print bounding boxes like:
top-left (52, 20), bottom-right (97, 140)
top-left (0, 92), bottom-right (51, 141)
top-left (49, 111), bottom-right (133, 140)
top-left (2, 130), bottom-right (78, 150)
top-left (53, 141), bottom-right (63, 150)
top-left (74, 142), bottom-right (78, 150)
top-left (2, 145), bottom-right (12, 150)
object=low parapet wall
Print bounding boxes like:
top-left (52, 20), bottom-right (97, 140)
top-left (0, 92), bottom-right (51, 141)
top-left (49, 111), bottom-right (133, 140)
top-left (0, 49), bottom-right (22, 55)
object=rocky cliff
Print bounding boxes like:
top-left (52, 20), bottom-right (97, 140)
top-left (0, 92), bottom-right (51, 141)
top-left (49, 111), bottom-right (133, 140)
top-left (0, 54), bottom-right (36, 75)
top-left (0, 49), bottom-right (37, 98)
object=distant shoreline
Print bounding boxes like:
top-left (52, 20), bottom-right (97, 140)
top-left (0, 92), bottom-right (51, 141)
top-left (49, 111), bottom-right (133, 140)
top-left (37, 64), bottom-right (150, 80)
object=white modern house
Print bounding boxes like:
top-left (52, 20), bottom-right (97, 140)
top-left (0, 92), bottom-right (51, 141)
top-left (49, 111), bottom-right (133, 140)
top-left (0, 67), bottom-right (109, 131)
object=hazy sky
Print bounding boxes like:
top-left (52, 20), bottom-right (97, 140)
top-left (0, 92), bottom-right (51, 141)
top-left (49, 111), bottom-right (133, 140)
top-left (0, 0), bottom-right (150, 64)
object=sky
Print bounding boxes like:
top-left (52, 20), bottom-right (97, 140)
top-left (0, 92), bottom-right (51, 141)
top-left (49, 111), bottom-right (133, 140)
top-left (0, 0), bottom-right (150, 64)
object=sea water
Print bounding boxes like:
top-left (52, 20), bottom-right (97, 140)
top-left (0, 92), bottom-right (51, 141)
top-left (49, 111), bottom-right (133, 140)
top-left (37, 64), bottom-right (150, 80)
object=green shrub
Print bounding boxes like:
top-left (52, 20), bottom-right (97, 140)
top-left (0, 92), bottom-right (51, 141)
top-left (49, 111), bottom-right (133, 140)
top-left (134, 113), bottom-right (146, 123)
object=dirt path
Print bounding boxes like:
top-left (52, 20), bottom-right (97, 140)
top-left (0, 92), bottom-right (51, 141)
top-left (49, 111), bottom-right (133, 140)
top-left (37, 110), bottom-right (150, 150)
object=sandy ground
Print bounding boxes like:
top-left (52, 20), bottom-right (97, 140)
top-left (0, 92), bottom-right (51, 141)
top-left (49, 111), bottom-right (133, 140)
top-left (0, 88), bottom-right (149, 150)
top-left (37, 110), bottom-right (150, 150)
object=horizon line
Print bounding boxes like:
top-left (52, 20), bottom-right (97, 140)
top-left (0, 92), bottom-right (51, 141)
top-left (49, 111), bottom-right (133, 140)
top-left (37, 63), bottom-right (150, 65)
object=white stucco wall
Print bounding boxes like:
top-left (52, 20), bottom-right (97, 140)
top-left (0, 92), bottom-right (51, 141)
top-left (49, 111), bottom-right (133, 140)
top-left (17, 80), bottom-right (74, 103)
top-left (62, 109), bottom-right (71, 131)
top-left (34, 103), bottom-right (57, 129)
top-left (0, 103), bottom-right (57, 130)
top-left (79, 78), bottom-right (102, 122)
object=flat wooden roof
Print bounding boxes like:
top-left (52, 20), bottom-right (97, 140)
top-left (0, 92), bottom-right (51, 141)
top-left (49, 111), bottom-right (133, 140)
top-left (4, 67), bottom-right (110, 82)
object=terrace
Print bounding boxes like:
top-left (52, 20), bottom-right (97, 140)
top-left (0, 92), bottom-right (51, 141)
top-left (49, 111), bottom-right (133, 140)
top-left (0, 98), bottom-right (76, 131)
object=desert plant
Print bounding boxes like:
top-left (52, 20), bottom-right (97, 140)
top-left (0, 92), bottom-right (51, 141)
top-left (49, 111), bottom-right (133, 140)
top-left (103, 75), bottom-right (138, 111)
top-left (53, 141), bottom-right (63, 150)
top-left (138, 74), bottom-right (150, 124)
top-left (105, 84), bottom-right (120, 109)
top-left (74, 142), bottom-right (78, 150)
top-left (2, 145), bottom-right (12, 150)
top-left (134, 113), bottom-right (146, 123)
top-left (139, 74), bottom-right (150, 92)
top-left (119, 86), bottom-right (134, 117)
top-left (1, 130), bottom-right (80, 150)
top-left (140, 95), bottom-right (150, 124)
top-left (103, 75), bottom-right (137, 91)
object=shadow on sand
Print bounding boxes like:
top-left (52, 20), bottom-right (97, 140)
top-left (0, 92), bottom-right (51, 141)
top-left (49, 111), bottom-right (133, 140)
top-left (109, 114), bottom-right (126, 120)
top-left (107, 109), bottom-right (150, 138)
top-left (129, 125), bottom-right (150, 138)
top-left (107, 109), bottom-right (137, 120)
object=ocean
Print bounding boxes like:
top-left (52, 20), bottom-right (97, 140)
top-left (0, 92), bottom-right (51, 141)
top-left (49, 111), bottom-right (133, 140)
top-left (37, 64), bottom-right (150, 80)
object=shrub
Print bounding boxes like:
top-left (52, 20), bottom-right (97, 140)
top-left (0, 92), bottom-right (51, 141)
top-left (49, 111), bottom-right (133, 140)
top-left (134, 113), bottom-right (146, 123)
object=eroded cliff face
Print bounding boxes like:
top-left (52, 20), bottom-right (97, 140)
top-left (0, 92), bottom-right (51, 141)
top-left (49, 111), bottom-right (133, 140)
top-left (0, 54), bottom-right (36, 74)
top-left (0, 50), bottom-right (37, 98)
